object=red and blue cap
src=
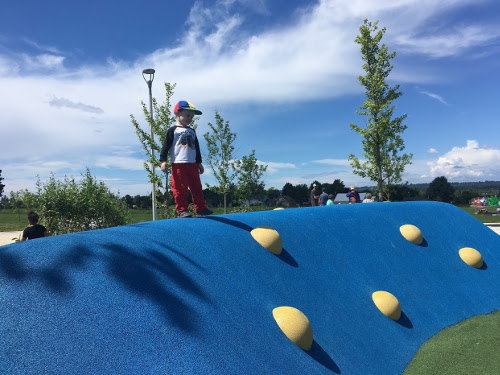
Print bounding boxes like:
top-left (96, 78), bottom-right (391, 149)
top-left (174, 100), bottom-right (202, 115)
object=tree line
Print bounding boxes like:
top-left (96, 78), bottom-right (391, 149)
top-left (118, 175), bottom-right (499, 209)
top-left (2, 18), bottom-right (498, 237)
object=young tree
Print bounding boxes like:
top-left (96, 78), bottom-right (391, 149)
top-left (234, 150), bottom-right (267, 205)
top-left (427, 176), bottom-right (455, 203)
top-left (130, 82), bottom-right (197, 212)
top-left (349, 19), bottom-right (412, 202)
top-left (203, 111), bottom-right (238, 214)
top-left (0, 169), bottom-right (4, 198)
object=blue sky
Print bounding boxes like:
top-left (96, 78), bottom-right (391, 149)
top-left (1, 0), bottom-right (500, 197)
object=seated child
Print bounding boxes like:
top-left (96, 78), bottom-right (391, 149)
top-left (21, 211), bottom-right (48, 241)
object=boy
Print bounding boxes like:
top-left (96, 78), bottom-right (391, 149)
top-left (160, 100), bottom-right (212, 218)
top-left (21, 211), bottom-right (48, 241)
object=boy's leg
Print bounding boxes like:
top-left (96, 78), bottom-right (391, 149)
top-left (171, 163), bottom-right (190, 213)
top-left (185, 164), bottom-right (207, 213)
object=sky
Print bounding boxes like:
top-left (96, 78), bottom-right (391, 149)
top-left (1, 0), bottom-right (500, 197)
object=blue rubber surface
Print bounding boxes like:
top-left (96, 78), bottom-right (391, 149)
top-left (1, 202), bottom-right (499, 374)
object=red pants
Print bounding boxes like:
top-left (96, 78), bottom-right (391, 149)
top-left (171, 163), bottom-right (207, 213)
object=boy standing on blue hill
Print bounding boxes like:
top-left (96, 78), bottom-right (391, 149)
top-left (160, 101), bottom-right (213, 218)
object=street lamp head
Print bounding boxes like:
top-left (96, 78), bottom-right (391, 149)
top-left (142, 68), bottom-right (155, 84)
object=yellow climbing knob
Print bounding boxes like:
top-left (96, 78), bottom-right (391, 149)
top-left (272, 306), bottom-right (313, 351)
top-left (372, 291), bottom-right (402, 321)
top-left (250, 226), bottom-right (282, 255)
top-left (399, 224), bottom-right (423, 245)
top-left (273, 207), bottom-right (285, 210)
top-left (459, 247), bottom-right (483, 268)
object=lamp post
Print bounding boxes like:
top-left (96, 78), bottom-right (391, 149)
top-left (142, 68), bottom-right (157, 221)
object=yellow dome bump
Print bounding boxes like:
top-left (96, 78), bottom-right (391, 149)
top-left (273, 207), bottom-right (285, 210)
top-left (372, 291), bottom-right (402, 321)
top-left (459, 247), bottom-right (484, 268)
top-left (399, 224), bottom-right (423, 245)
top-left (250, 226), bottom-right (282, 255)
top-left (272, 306), bottom-right (313, 351)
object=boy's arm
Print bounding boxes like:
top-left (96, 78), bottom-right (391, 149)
top-left (160, 127), bottom-right (176, 171)
top-left (159, 127), bottom-right (176, 163)
top-left (194, 133), bottom-right (202, 164)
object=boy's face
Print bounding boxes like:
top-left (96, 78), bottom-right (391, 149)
top-left (177, 109), bottom-right (195, 126)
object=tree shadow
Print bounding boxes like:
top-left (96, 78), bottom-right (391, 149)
top-left (152, 241), bottom-right (207, 271)
top-left (0, 251), bottom-right (28, 280)
top-left (0, 245), bottom-right (95, 295)
top-left (1, 242), bottom-right (210, 333)
top-left (103, 243), bottom-right (210, 332)
top-left (306, 340), bottom-right (341, 373)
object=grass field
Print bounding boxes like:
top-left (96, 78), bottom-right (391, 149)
top-left (0, 206), bottom-right (275, 231)
top-left (1, 205), bottom-right (499, 232)
top-left (403, 310), bottom-right (500, 374)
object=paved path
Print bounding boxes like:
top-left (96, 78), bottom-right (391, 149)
top-left (0, 231), bottom-right (23, 246)
top-left (486, 224), bottom-right (500, 235)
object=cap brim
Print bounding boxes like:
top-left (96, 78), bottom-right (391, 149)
top-left (184, 108), bottom-right (202, 115)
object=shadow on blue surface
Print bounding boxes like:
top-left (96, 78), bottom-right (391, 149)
top-left (307, 340), bottom-right (341, 373)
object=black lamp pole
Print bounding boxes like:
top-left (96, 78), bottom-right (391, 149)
top-left (142, 68), bottom-right (157, 221)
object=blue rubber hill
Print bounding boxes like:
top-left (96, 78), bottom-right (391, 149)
top-left (1, 202), bottom-right (499, 374)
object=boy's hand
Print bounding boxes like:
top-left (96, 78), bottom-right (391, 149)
top-left (160, 162), bottom-right (167, 172)
top-left (198, 164), bottom-right (204, 175)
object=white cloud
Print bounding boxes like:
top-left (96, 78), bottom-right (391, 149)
top-left (427, 148), bottom-right (439, 154)
top-left (49, 97), bottom-right (104, 114)
top-left (1, 0), bottom-right (498, 196)
top-left (420, 90), bottom-right (449, 105)
top-left (22, 38), bottom-right (62, 55)
top-left (311, 159), bottom-right (352, 166)
top-left (260, 161), bottom-right (296, 174)
top-left (425, 140), bottom-right (500, 180)
top-left (94, 156), bottom-right (144, 171)
top-left (395, 24), bottom-right (500, 58)
top-left (22, 53), bottom-right (65, 71)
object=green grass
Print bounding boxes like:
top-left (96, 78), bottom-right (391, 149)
top-left (458, 205), bottom-right (500, 223)
top-left (403, 310), bottom-right (500, 374)
top-left (2, 205), bottom-right (499, 232)
top-left (0, 210), bottom-right (28, 231)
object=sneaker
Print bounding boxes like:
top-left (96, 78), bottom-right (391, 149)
top-left (196, 208), bottom-right (213, 216)
top-left (178, 211), bottom-right (192, 218)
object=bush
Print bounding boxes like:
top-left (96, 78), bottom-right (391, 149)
top-left (34, 169), bottom-right (130, 234)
